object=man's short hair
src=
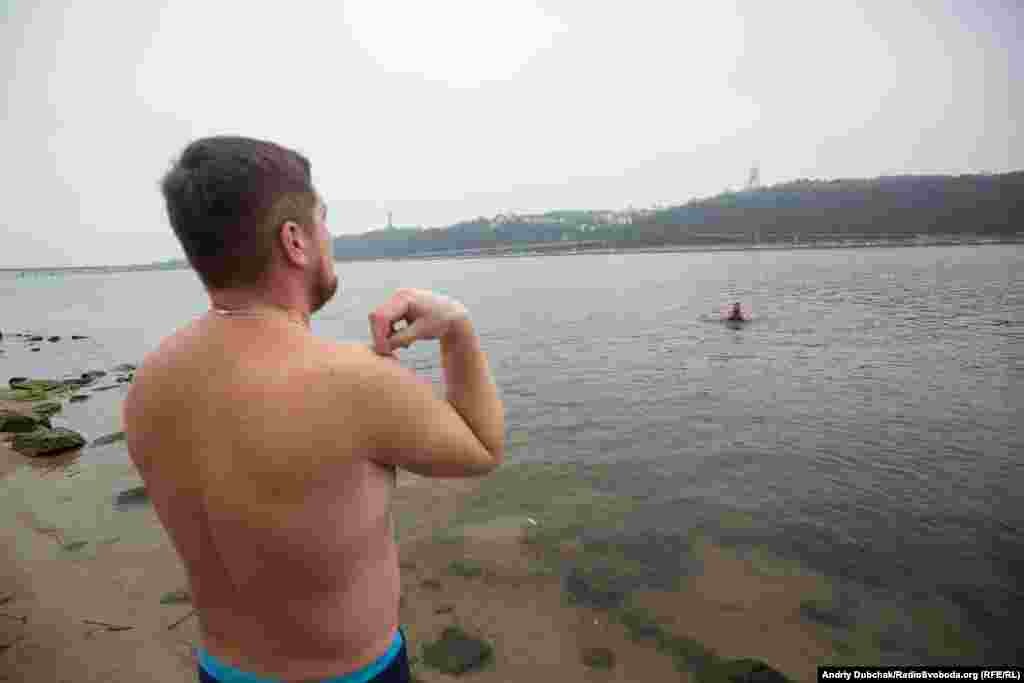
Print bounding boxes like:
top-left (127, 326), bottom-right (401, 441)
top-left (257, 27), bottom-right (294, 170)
top-left (160, 136), bottom-right (318, 290)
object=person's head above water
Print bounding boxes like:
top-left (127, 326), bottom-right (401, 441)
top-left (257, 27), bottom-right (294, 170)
top-left (160, 136), bottom-right (339, 320)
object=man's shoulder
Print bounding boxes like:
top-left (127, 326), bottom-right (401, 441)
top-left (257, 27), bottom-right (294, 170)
top-left (311, 338), bottom-right (431, 398)
top-left (310, 338), bottom-right (382, 376)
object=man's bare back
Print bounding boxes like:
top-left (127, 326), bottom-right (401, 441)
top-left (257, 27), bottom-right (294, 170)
top-left (125, 316), bottom-right (403, 679)
top-left (146, 137), bottom-right (504, 681)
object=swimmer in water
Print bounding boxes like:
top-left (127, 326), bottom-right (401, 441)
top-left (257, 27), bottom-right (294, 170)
top-left (726, 302), bottom-right (744, 321)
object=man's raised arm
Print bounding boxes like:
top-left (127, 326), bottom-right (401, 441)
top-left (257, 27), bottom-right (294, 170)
top-left (340, 289), bottom-right (504, 478)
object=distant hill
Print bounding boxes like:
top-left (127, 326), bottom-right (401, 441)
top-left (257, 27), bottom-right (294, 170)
top-left (25, 171), bottom-right (1014, 273)
top-left (332, 171), bottom-right (1024, 261)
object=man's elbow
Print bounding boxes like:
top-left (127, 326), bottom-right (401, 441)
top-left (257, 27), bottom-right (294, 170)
top-left (470, 443), bottom-right (504, 476)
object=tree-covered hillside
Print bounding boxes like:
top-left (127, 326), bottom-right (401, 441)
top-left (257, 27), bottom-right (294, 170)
top-left (332, 171), bottom-right (1023, 261)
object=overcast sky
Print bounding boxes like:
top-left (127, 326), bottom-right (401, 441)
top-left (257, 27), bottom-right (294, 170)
top-left (2, 1), bottom-right (1020, 267)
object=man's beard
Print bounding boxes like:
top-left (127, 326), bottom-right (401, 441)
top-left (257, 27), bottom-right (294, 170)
top-left (312, 266), bottom-right (339, 313)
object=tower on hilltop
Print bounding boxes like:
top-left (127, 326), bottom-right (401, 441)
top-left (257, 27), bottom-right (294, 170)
top-left (747, 163), bottom-right (761, 189)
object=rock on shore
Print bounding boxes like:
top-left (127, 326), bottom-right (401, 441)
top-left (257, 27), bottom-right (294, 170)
top-left (31, 401), bottom-right (62, 418)
top-left (11, 427), bottom-right (86, 457)
top-left (0, 410), bottom-right (51, 433)
top-left (91, 431), bottom-right (126, 447)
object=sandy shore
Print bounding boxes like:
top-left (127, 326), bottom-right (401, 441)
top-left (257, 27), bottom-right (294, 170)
top-left (3, 389), bottom-right (986, 682)
top-left (0, 422), bottom-right (836, 683)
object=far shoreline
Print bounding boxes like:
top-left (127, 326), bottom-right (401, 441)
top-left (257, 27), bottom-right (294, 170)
top-left (2, 235), bottom-right (1021, 275)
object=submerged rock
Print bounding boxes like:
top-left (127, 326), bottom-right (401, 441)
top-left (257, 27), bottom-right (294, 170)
top-left (47, 336), bottom-right (60, 342)
top-left (30, 347), bottom-right (40, 352)
top-left (112, 363), bottom-right (137, 373)
top-left (11, 427), bottom-right (86, 456)
top-left (69, 394), bottom-right (89, 403)
top-left (91, 431), bottom-right (126, 447)
top-left (564, 563), bottom-right (628, 609)
top-left (798, 599), bottom-right (855, 630)
top-left (446, 560), bottom-right (484, 578)
top-left (159, 589), bottom-right (191, 605)
top-left (421, 626), bottom-right (493, 675)
top-left (114, 485), bottom-right (148, 506)
top-left (581, 647), bottom-right (616, 669)
top-left (28, 335), bottom-right (43, 342)
top-left (31, 401), bottom-right (62, 418)
top-left (82, 370), bottom-right (107, 380)
top-left (0, 410), bottom-right (51, 433)
top-left (71, 335), bottom-right (89, 340)
top-left (8, 377), bottom-right (28, 388)
top-left (91, 385), bottom-right (120, 392)
top-left (714, 658), bottom-right (791, 683)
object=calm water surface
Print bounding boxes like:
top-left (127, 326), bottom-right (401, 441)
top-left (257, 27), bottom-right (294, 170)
top-left (2, 245), bottom-right (1021, 660)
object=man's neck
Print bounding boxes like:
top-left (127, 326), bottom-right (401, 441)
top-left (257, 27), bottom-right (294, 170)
top-left (208, 293), bottom-right (311, 329)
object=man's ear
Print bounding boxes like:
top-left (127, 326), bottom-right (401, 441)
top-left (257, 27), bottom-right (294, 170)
top-left (279, 220), bottom-right (310, 267)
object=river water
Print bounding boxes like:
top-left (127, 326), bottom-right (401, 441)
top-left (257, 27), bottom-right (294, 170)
top-left (1, 244), bottom-right (1021, 662)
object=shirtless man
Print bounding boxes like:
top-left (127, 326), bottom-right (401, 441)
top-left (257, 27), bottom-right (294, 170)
top-left (124, 136), bottom-right (505, 682)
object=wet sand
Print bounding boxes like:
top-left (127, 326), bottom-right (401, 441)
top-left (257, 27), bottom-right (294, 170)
top-left (0, 431), bottom-right (837, 683)
top-left (3, 391), bottom-right (981, 682)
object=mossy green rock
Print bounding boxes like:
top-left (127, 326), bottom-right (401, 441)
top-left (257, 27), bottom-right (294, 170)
top-left (32, 401), bottom-right (62, 418)
top-left (0, 410), bottom-right (50, 433)
top-left (114, 485), bottom-right (148, 506)
top-left (10, 379), bottom-right (66, 392)
top-left (447, 560), bottom-right (484, 578)
top-left (421, 626), bottom-right (493, 675)
top-left (0, 379), bottom-right (74, 402)
top-left (12, 427), bottom-right (86, 456)
top-left (159, 589), bottom-right (191, 605)
top-left (582, 647), bottom-right (616, 669)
